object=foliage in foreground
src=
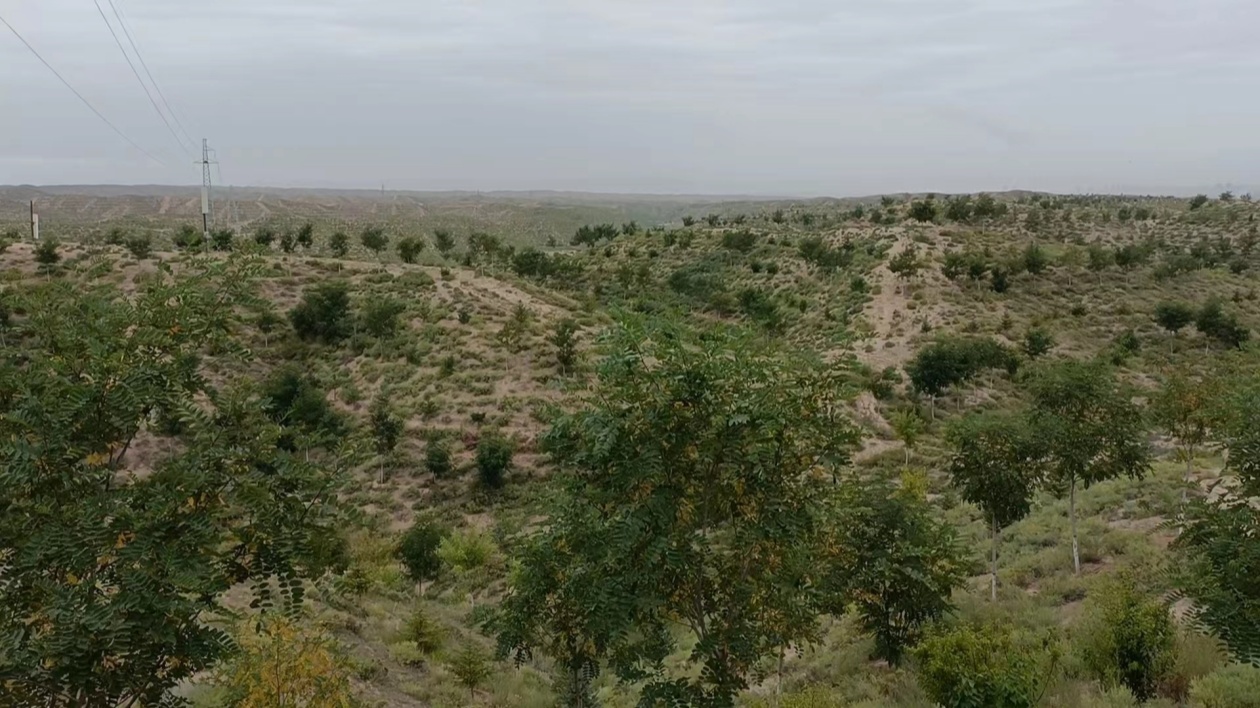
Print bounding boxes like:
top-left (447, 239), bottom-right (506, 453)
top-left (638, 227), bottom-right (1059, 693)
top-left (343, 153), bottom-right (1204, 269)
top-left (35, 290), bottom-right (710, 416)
top-left (0, 259), bottom-right (353, 705)
top-left (495, 319), bottom-right (863, 707)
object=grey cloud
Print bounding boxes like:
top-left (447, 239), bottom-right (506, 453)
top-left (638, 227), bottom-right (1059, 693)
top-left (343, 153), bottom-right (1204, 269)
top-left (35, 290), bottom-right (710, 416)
top-left (1, 0), bottom-right (1258, 194)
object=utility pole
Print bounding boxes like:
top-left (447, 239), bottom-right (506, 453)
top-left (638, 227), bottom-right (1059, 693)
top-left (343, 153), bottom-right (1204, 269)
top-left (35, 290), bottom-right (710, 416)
top-left (199, 138), bottom-right (216, 237)
top-left (29, 200), bottom-right (39, 241)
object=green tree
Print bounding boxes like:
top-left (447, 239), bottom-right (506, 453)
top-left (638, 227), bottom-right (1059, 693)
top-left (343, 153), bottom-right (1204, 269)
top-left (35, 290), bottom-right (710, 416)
top-left (888, 244), bottom-right (922, 291)
top-left (397, 236), bottom-right (425, 264)
top-left (210, 227), bottom-right (235, 251)
top-left (450, 644), bottom-right (492, 699)
top-left (1173, 371), bottom-right (1260, 664)
top-left (124, 234), bottom-right (153, 260)
top-left (1022, 242), bottom-right (1049, 275)
top-left (360, 225), bottom-right (388, 259)
top-left (425, 439), bottom-right (453, 477)
top-left (279, 229), bottom-right (296, 253)
top-left (947, 413), bottom-right (1045, 601)
top-left (34, 239), bottom-right (60, 268)
top-left (909, 199), bottom-right (938, 222)
top-left (328, 230), bottom-right (349, 258)
top-left (1153, 372), bottom-right (1219, 506)
top-left (1076, 574), bottom-right (1176, 701)
top-left (433, 228), bottom-right (456, 256)
top-left (1022, 326), bottom-right (1056, 358)
top-left (494, 321), bottom-right (862, 707)
top-left (476, 434), bottom-right (514, 489)
top-left (1190, 194), bottom-right (1210, 210)
top-left (890, 409), bottom-right (923, 464)
top-left (0, 262), bottom-right (350, 705)
top-left (1196, 299), bottom-right (1251, 349)
top-left (361, 296), bottom-right (405, 338)
top-left (253, 226), bottom-right (277, 248)
top-left (289, 281), bottom-right (352, 343)
top-left (397, 520), bottom-right (447, 588)
top-left (907, 337), bottom-right (1019, 415)
top-left (260, 366), bottom-right (347, 449)
top-left (369, 395), bottom-right (403, 482)
top-left (173, 223), bottom-right (203, 251)
top-left (1024, 360), bottom-right (1150, 574)
top-left (826, 475), bottom-right (966, 665)
top-left (550, 318), bottom-right (580, 374)
top-left (295, 222), bottom-right (315, 250)
top-left (1155, 301), bottom-right (1197, 334)
top-left (914, 623), bottom-right (1055, 708)
top-left (1087, 244), bottom-right (1114, 282)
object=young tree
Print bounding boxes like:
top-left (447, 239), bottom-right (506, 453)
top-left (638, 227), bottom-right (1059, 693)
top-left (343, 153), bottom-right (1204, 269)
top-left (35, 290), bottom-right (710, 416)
top-left (398, 520), bottom-right (447, 590)
top-left (253, 226), bottom-right (277, 248)
top-left (124, 235), bottom-right (153, 260)
top-left (328, 230), bottom-right (349, 258)
top-left (1154, 301), bottom-right (1197, 335)
top-left (947, 413), bottom-right (1045, 600)
top-left (289, 281), bottom-right (353, 343)
top-left (425, 439), bottom-right (454, 477)
top-left (550, 318), bottom-right (580, 374)
top-left (908, 199), bottom-right (938, 223)
top-left (360, 226), bottom-right (389, 259)
top-left (1022, 326), bottom-right (1056, 359)
top-left (1024, 360), bottom-right (1151, 574)
top-left (1087, 244), bottom-right (1113, 282)
top-left (210, 227), bottom-right (235, 251)
top-left (1190, 194), bottom-right (1210, 210)
top-left (34, 238), bottom-right (60, 268)
top-left (369, 395), bottom-right (403, 483)
top-left (887, 244), bottom-right (922, 292)
top-left (1077, 574), bottom-right (1176, 702)
top-left (1153, 372), bottom-right (1219, 506)
top-left (295, 222), bottom-right (315, 250)
top-left (361, 296), bottom-right (406, 338)
top-left (433, 228), bottom-right (456, 257)
top-left (279, 229), bottom-right (297, 253)
top-left (397, 236), bottom-right (425, 264)
top-left (476, 434), bottom-right (514, 489)
top-left (1022, 242), bottom-right (1049, 275)
top-left (173, 223), bottom-right (203, 251)
top-left (1196, 299), bottom-right (1251, 349)
top-left (0, 263), bottom-right (350, 705)
top-left (890, 409), bottom-right (923, 464)
top-left (494, 321), bottom-right (862, 707)
top-left (825, 475), bottom-right (966, 665)
top-left (450, 644), bottom-right (493, 699)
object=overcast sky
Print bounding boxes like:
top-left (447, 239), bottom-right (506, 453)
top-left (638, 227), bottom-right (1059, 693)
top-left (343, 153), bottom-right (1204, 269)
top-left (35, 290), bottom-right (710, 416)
top-left (2, 0), bottom-right (1258, 196)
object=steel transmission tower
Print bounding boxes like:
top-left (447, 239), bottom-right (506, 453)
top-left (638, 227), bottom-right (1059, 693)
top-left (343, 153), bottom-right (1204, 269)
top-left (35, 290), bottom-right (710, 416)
top-left (199, 138), bottom-right (216, 236)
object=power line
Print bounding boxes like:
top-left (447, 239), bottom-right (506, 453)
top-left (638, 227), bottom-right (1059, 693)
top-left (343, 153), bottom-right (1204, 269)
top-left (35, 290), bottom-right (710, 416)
top-left (104, 0), bottom-right (198, 151)
top-left (0, 12), bottom-right (166, 166)
top-left (92, 0), bottom-right (191, 159)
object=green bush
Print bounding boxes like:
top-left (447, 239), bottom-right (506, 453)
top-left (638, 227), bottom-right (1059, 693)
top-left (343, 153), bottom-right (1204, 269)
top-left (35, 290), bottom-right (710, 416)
top-left (361, 297), bottom-right (405, 338)
top-left (1190, 664), bottom-right (1260, 708)
top-left (914, 622), bottom-right (1053, 708)
top-left (289, 281), bottom-right (352, 343)
top-left (425, 440), bottom-right (453, 477)
top-left (1074, 575), bottom-right (1176, 702)
top-left (475, 435), bottom-right (514, 489)
top-left (397, 521), bottom-right (447, 584)
top-left (124, 235), bottom-right (153, 260)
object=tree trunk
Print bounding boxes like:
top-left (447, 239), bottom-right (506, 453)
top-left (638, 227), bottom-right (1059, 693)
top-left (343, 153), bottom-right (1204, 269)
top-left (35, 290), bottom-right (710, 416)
top-left (1182, 447), bottom-right (1193, 507)
top-left (1070, 477), bottom-right (1080, 575)
top-left (991, 515), bottom-right (999, 602)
